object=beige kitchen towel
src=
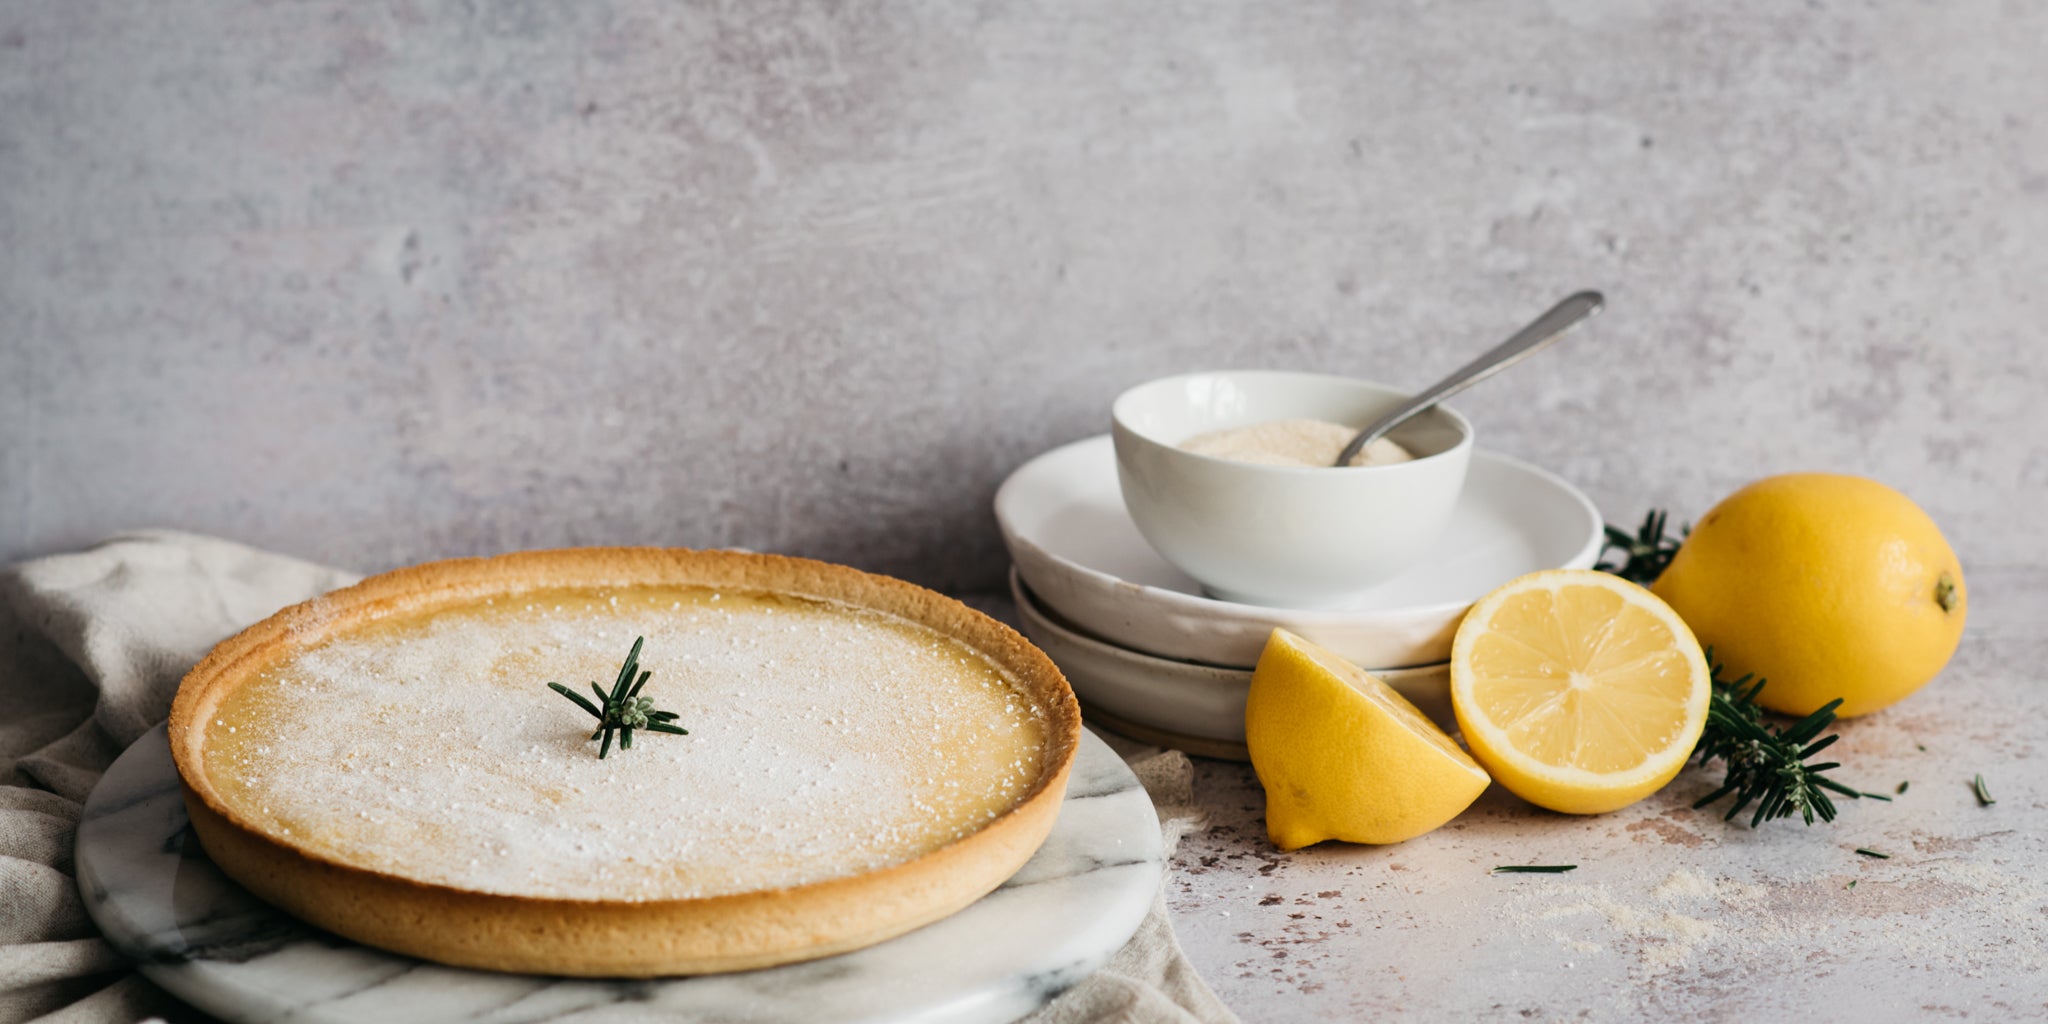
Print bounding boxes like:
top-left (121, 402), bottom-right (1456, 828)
top-left (1018, 747), bottom-right (1231, 1024)
top-left (0, 531), bottom-right (1236, 1024)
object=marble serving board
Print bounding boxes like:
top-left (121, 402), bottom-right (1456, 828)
top-left (78, 725), bottom-right (1162, 1024)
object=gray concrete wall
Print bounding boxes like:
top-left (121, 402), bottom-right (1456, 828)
top-left (5, 2), bottom-right (2044, 591)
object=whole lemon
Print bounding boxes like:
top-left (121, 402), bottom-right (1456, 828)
top-left (1649, 473), bottom-right (1965, 718)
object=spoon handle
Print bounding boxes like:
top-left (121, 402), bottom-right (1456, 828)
top-left (1335, 290), bottom-right (1605, 467)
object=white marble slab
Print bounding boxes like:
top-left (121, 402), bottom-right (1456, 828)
top-left (77, 725), bottom-right (1161, 1024)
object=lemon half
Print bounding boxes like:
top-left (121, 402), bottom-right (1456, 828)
top-left (1450, 570), bottom-right (1710, 815)
top-left (1247, 629), bottom-right (1489, 850)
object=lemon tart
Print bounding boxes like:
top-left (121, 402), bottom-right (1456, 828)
top-left (167, 548), bottom-right (1081, 977)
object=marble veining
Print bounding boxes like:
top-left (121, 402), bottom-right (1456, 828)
top-left (77, 725), bottom-right (1162, 1024)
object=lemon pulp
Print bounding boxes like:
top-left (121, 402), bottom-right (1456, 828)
top-left (1451, 570), bottom-right (1709, 815)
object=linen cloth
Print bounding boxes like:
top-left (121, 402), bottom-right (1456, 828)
top-left (0, 531), bottom-right (1235, 1024)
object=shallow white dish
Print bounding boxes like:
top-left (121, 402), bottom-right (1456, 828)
top-left (1012, 569), bottom-right (1452, 761)
top-left (996, 434), bottom-right (1602, 669)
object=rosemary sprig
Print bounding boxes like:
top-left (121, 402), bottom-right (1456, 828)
top-left (1492, 865), bottom-right (1577, 874)
top-left (1973, 774), bottom-right (1995, 806)
top-left (1690, 653), bottom-right (1862, 826)
top-left (1595, 509), bottom-right (1687, 585)
top-left (546, 636), bottom-right (689, 759)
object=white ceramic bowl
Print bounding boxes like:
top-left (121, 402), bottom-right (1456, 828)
top-left (1010, 569), bottom-right (1453, 761)
top-left (1111, 371), bottom-right (1474, 607)
top-left (995, 435), bottom-right (1604, 669)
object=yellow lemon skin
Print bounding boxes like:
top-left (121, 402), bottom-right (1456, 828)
top-left (1649, 473), bottom-right (1966, 719)
top-left (1450, 570), bottom-right (1711, 816)
top-left (1246, 629), bottom-right (1489, 851)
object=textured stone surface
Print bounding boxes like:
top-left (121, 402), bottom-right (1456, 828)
top-left (4, 2), bottom-right (2045, 590)
top-left (1161, 566), bottom-right (2048, 1019)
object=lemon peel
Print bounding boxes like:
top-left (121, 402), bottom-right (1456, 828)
top-left (1650, 473), bottom-right (1965, 717)
top-left (1246, 629), bottom-right (1489, 850)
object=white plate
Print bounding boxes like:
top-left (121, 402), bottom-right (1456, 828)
top-left (1012, 569), bottom-right (1452, 761)
top-left (996, 435), bottom-right (1602, 669)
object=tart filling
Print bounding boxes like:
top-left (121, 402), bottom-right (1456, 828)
top-left (203, 585), bottom-right (1050, 901)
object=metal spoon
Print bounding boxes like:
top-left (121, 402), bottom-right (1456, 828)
top-left (1333, 290), bottom-right (1606, 467)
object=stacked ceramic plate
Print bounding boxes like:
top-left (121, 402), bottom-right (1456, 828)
top-left (995, 435), bottom-right (1604, 760)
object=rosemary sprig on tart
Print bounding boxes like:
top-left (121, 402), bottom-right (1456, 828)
top-left (546, 636), bottom-right (688, 758)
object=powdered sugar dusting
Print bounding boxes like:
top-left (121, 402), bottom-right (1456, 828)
top-left (203, 586), bottom-right (1050, 901)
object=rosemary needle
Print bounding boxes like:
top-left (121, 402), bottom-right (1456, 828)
top-left (1897, 781), bottom-right (1909, 795)
top-left (1973, 774), bottom-right (1995, 806)
top-left (1493, 865), bottom-right (1577, 874)
top-left (1854, 847), bottom-right (1890, 859)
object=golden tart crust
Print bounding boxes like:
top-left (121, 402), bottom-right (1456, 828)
top-left (167, 548), bottom-right (1081, 977)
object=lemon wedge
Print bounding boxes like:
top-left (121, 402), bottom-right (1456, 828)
top-left (1449, 569), bottom-right (1710, 815)
top-left (1246, 629), bottom-right (1490, 850)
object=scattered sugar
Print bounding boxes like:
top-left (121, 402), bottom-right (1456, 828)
top-left (1496, 859), bottom-right (2048, 981)
top-left (204, 586), bottom-right (1048, 902)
